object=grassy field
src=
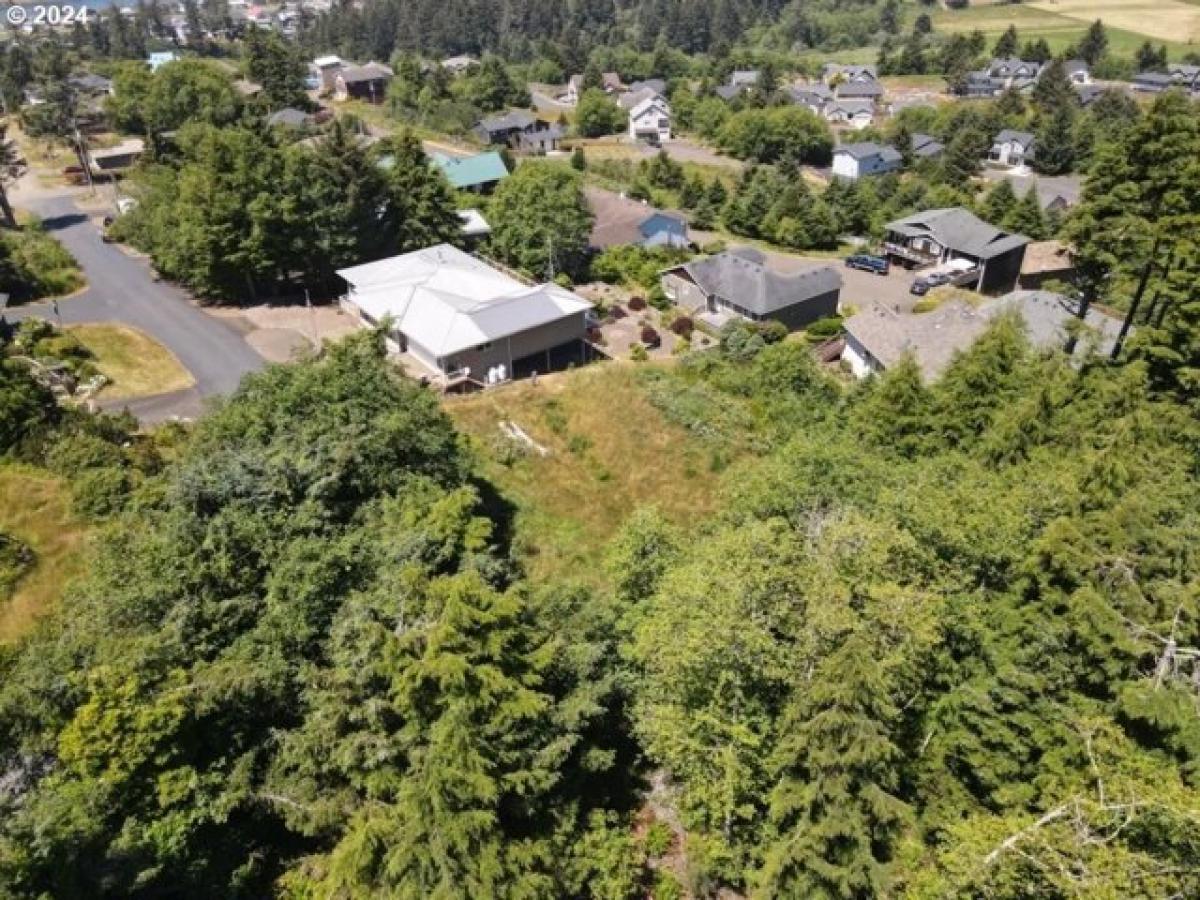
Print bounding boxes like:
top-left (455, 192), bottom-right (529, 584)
top-left (928, 1), bottom-right (1199, 57)
top-left (446, 363), bottom-right (728, 587)
top-left (0, 465), bottom-right (91, 643)
top-left (68, 324), bottom-right (194, 400)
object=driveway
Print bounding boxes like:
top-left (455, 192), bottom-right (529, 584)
top-left (4, 195), bottom-right (265, 422)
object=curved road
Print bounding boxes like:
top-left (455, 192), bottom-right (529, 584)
top-left (5, 196), bottom-right (265, 421)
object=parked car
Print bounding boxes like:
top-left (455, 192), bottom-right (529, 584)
top-left (910, 271), bottom-right (954, 296)
top-left (845, 253), bottom-right (890, 275)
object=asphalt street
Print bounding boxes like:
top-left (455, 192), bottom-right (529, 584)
top-left (5, 196), bottom-right (265, 421)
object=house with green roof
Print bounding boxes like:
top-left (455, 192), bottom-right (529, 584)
top-left (430, 151), bottom-right (510, 193)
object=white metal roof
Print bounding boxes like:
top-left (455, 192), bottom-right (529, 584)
top-left (338, 245), bottom-right (590, 359)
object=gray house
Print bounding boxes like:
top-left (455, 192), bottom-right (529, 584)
top-left (881, 207), bottom-right (1030, 294)
top-left (842, 290), bottom-right (1121, 380)
top-left (661, 247), bottom-right (841, 330)
top-left (474, 110), bottom-right (563, 153)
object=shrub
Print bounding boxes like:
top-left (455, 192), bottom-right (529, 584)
top-left (630, 343), bottom-right (648, 362)
top-left (71, 465), bottom-right (131, 518)
top-left (669, 316), bottom-right (694, 338)
top-left (647, 284), bottom-right (670, 312)
top-left (701, 240), bottom-right (727, 255)
top-left (553, 272), bottom-right (574, 289)
top-left (640, 325), bottom-right (661, 347)
top-left (757, 320), bottom-right (789, 345)
top-left (804, 315), bottom-right (844, 342)
top-left (644, 821), bottom-right (674, 857)
top-left (628, 296), bottom-right (647, 311)
top-left (2, 225), bottom-right (84, 301)
top-left (652, 871), bottom-right (684, 900)
top-left (0, 532), bottom-right (35, 599)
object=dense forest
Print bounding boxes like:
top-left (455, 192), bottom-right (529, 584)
top-left (2, 269), bottom-right (1199, 897)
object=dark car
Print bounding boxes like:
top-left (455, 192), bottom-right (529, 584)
top-left (910, 271), bottom-right (954, 296)
top-left (845, 253), bottom-right (890, 275)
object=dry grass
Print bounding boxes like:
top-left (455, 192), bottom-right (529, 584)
top-left (68, 324), bottom-right (194, 400)
top-left (930, 0), bottom-right (1197, 55)
top-left (1030, 0), bottom-right (1200, 44)
top-left (446, 363), bottom-right (724, 586)
top-left (0, 465), bottom-right (92, 643)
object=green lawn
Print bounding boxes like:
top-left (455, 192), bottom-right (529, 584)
top-left (68, 324), bottom-right (195, 400)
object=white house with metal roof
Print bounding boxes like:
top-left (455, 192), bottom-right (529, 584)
top-left (338, 245), bottom-right (592, 382)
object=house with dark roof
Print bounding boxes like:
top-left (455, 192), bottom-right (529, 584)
top-left (989, 129), bottom-right (1035, 168)
top-left (1168, 63), bottom-right (1200, 88)
top-left (841, 290), bottom-right (1120, 380)
top-left (333, 62), bottom-right (393, 103)
top-left (69, 73), bottom-right (113, 96)
top-left (1133, 71), bottom-right (1174, 93)
top-left (881, 207), bottom-right (1030, 293)
top-left (912, 133), bottom-right (944, 160)
top-left (832, 142), bottom-right (902, 179)
top-left (431, 150), bottom-right (509, 192)
top-left (716, 70), bottom-right (759, 101)
top-left (960, 71), bottom-right (1005, 98)
top-left (786, 82), bottom-right (834, 113)
top-left (661, 247), bottom-right (842, 331)
top-left (473, 111), bottom-right (563, 153)
top-left (988, 58), bottom-right (1042, 86)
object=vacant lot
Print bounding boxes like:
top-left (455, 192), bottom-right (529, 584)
top-left (0, 465), bottom-right (91, 642)
top-left (69, 323), bottom-right (194, 400)
top-left (446, 364), bottom-right (727, 586)
top-left (930, 1), bottom-right (1197, 55)
top-left (1031, 0), bottom-right (1200, 44)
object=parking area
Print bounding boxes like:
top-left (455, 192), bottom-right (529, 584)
top-left (767, 251), bottom-right (932, 316)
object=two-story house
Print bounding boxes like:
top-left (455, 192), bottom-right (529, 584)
top-left (831, 142), bottom-right (902, 179)
top-left (880, 207), bottom-right (1030, 294)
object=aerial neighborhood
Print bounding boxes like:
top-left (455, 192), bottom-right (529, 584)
top-left (1, 2), bottom-right (1199, 898)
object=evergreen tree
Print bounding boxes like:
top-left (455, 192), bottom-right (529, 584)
top-left (244, 25), bottom-right (307, 109)
top-left (993, 24), bottom-right (1019, 59)
top-left (1077, 19), bottom-right (1108, 67)
top-left (757, 633), bottom-right (909, 899)
top-left (980, 178), bottom-right (1018, 224)
top-left (1031, 58), bottom-right (1077, 114)
top-left (1006, 184), bottom-right (1048, 239)
top-left (377, 130), bottom-right (463, 254)
top-left (1033, 104), bottom-right (1076, 175)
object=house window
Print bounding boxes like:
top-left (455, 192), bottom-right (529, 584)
top-left (658, 118), bottom-right (669, 129)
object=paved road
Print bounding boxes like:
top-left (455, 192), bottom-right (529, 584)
top-left (5, 196), bottom-right (265, 421)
